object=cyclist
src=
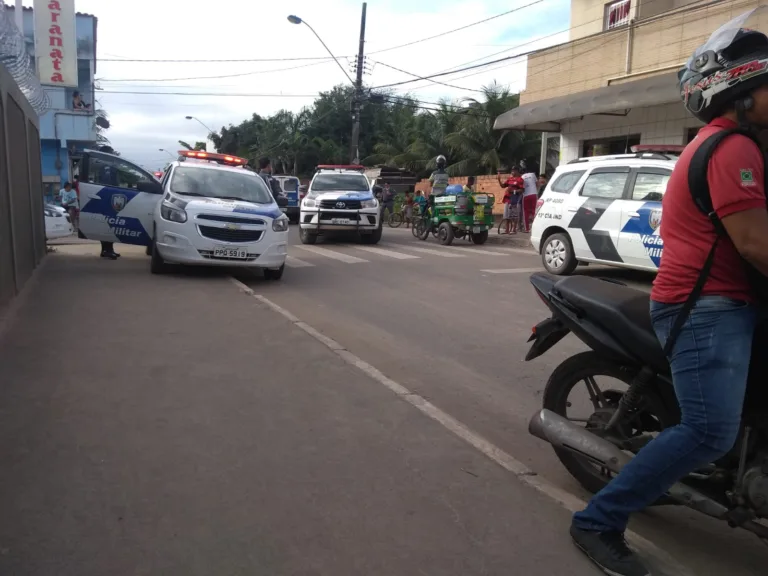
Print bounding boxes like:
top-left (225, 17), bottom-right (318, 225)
top-left (569, 18), bottom-right (768, 576)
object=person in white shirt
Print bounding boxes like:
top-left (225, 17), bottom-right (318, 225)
top-left (521, 172), bottom-right (539, 233)
top-left (59, 181), bottom-right (79, 232)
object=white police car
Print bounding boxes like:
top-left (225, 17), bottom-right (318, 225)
top-left (531, 146), bottom-right (680, 275)
top-left (299, 165), bottom-right (381, 244)
top-left (76, 149), bottom-right (289, 279)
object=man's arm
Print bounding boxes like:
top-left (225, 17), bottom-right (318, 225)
top-left (710, 136), bottom-right (768, 275)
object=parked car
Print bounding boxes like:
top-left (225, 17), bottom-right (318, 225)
top-left (44, 206), bottom-right (73, 240)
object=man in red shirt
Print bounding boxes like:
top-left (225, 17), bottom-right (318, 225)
top-left (569, 24), bottom-right (768, 576)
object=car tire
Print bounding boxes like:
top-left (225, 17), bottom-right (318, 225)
top-left (541, 232), bottom-right (577, 275)
top-left (150, 239), bottom-right (167, 274)
top-left (437, 222), bottom-right (454, 246)
top-left (359, 225), bottom-right (383, 245)
top-left (264, 264), bottom-right (285, 281)
top-left (471, 230), bottom-right (489, 245)
top-left (300, 228), bottom-right (318, 245)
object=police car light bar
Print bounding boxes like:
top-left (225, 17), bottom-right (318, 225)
top-left (178, 150), bottom-right (247, 166)
top-left (316, 164), bottom-right (365, 172)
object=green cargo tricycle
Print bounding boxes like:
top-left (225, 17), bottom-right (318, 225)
top-left (414, 186), bottom-right (495, 246)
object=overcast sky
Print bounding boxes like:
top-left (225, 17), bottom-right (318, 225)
top-left (24, 0), bottom-right (570, 170)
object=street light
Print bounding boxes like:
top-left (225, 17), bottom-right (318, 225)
top-left (184, 115), bottom-right (215, 135)
top-left (286, 15), bottom-right (355, 86)
top-left (159, 148), bottom-right (175, 158)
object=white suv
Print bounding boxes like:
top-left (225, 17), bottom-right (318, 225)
top-left (531, 147), bottom-right (680, 275)
top-left (299, 165), bottom-right (381, 244)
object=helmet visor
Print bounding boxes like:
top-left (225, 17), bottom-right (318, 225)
top-left (686, 6), bottom-right (768, 70)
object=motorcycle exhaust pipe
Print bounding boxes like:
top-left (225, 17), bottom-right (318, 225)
top-left (528, 409), bottom-right (749, 525)
top-left (529, 409), bottom-right (632, 474)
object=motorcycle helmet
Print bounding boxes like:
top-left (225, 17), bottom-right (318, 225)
top-left (680, 7), bottom-right (768, 124)
top-left (435, 155), bottom-right (447, 169)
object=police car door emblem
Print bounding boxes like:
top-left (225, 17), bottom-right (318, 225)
top-left (225, 223), bottom-right (241, 230)
top-left (335, 201), bottom-right (346, 209)
top-left (648, 208), bottom-right (662, 231)
top-left (111, 194), bottom-right (127, 213)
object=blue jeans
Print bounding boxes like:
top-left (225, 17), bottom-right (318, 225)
top-left (572, 296), bottom-right (756, 532)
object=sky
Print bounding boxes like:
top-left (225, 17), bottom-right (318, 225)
top-left (22, 0), bottom-right (571, 171)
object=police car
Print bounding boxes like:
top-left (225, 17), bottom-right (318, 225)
top-left (299, 165), bottom-right (381, 244)
top-left (531, 146), bottom-right (681, 275)
top-left (76, 149), bottom-right (289, 279)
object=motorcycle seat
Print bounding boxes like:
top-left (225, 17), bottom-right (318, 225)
top-left (554, 276), bottom-right (669, 373)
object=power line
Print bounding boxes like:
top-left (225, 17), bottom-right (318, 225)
top-left (98, 90), bottom-right (322, 97)
top-left (98, 60), bottom-right (336, 82)
top-left (371, 60), bottom-right (485, 93)
top-left (366, 0), bottom-right (546, 56)
top-left (100, 56), bottom-right (347, 63)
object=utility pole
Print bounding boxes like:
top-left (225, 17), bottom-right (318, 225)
top-left (350, 2), bottom-right (367, 164)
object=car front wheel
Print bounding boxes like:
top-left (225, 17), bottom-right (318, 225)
top-left (542, 232), bottom-right (578, 275)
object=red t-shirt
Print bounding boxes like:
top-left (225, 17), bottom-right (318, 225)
top-left (651, 118), bottom-right (767, 303)
top-left (502, 176), bottom-right (524, 204)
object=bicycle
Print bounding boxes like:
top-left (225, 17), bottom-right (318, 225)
top-left (387, 204), bottom-right (406, 228)
top-left (497, 203), bottom-right (522, 235)
top-left (412, 204), bottom-right (433, 240)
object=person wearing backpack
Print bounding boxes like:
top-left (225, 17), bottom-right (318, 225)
top-left (569, 21), bottom-right (768, 576)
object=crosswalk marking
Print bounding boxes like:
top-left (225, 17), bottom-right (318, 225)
top-left (443, 245), bottom-right (507, 256)
top-left (480, 267), bottom-right (542, 274)
top-left (393, 245), bottom-right (465, 258)
top-left (294, 245), bottom-right (369, 264)
top-left (354, 246), bottom-right (420, 260)
top-left (285, 255), bottom-right (315, 268)
top-left (488, 246), bottom-right (538, 256)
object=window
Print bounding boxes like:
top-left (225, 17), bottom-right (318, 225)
top-left (170, 166), bottom-right (273, 204)
top-left (581, 171), bottom-right (629, 199)
top-left (550, 170), bottom-right (586, 194)
top-left (604, 0), bottom-right (631, 30)
top-left (310, 174), bottom-right (370, 193)
top-left (582, 134), bottom-right (640, 157)
top-left (686, 127), bottom-right (701, 144)
top-left (631, 172), bottom-right (670, 202)
top-left (88, 155), bottom-right (153, 191)
top-left (281, 178), bottom-right (298, 192)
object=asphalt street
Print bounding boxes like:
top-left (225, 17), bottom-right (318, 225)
top-left (232, 225), bottom-right (767, 576)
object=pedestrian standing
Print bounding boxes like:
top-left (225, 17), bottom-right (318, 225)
top-left (381, 182), bottom-right (395, 219)
top-left (59, 182), bottom-right (79, 234)
top-left (498, 167), bottom-right (524, 234)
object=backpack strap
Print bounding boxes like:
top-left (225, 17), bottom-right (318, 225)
top-left (664, 128), bottom-right (763, 356)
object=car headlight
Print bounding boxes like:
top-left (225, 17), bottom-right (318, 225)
top-left (361, 198), bottom-right (378, 209)
top-left (160, 201), bottom-right (187, 223)
top-left (303, 198), bottom-right (316, 208)
top-left (272, 214), bottom-right (289, 232)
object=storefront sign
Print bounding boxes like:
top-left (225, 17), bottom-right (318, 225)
top-left (34, 0), bottom-right (78, 87)
top-left (606, 0), bottom-right (631, 30)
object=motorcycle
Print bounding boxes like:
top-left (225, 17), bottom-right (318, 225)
top-left (525, 271), bottom-right (768, 543)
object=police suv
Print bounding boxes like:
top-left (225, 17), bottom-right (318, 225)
top-left (299, 165), bottom-right (381, 245)
top-left (531, 146), bottom-right (680, 275)
top-left (76, 149), bottom-right (289, 279)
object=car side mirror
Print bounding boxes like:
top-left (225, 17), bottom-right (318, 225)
top-left (138, 180), bottom-right (163, 194)
top-left (276, 196), bottom-right (289, 207)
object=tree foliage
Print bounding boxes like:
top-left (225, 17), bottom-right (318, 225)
top-left (211, 83), bottom-right (557, 178)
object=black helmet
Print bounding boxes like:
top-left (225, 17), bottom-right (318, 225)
top-left (435, 155), bottom-right (446, 169)
top-left (680, 8), bottom-right (768, 123)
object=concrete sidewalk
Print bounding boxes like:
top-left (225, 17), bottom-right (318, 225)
top-left (0, 245), bottom-right (602, 576)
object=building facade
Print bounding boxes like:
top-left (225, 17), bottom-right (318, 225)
top-left (495, 0), bottom-right (766, 165)
top-left (8, 4), bottom-right (98, 202)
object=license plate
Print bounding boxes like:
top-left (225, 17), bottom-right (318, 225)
top-left (280, 207), bottom-right (287, 212)
top-left (331, 218), bottom-right (352, 225)
top-left (213, 247), bottom-right (248, 259)
top-left (473, 226), bottom-right (485, 233)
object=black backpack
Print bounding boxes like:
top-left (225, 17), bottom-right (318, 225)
top-left (663, 127), bottom-right (768, 355)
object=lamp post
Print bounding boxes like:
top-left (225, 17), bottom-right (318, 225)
top-left (288, 5), bottom-right (367, 164)
top-left (159, 148), bottom-right (175, 159)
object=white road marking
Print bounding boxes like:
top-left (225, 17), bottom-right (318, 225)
top-left (442, 245), bottom-right (508, 256)
top-left (481, 267), bottom-right (542, 274)
top-left (487, 246), bottom-right (539, 256)
top-left (354, 246), bottom-right (420, 260)
top-left (394, 245), bottom-right (465, 258)
top-left (229, 276), bottom-right (695, 576)
top-left (294, 245), bottom-right (369, 264)
top-left (285, 256), bottom-right (315, 268)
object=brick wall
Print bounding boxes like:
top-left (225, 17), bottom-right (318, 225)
top-left (413, 174), bottom-right (517, 214)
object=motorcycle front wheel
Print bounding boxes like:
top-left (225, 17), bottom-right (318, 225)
top-left (542, 351), bottom-right (677, 495)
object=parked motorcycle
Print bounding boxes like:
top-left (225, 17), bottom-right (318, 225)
top-left (525, 271), bottom-right (768, 543)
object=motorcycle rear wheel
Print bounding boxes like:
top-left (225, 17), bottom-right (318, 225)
top-left (542, 351), bottom-right (677, 495)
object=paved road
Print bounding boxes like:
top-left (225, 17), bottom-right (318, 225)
top-left (232, 226), bottom-right (767, 576)
top-left (1, 246), bottom-right (607, 576)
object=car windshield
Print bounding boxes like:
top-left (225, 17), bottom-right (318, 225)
top-left (281, 178), bottom-right (299, 192)
top-left (311, 174), bottom-right (370, 193)
top-left (170, 166), bottom-right (273, 204)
